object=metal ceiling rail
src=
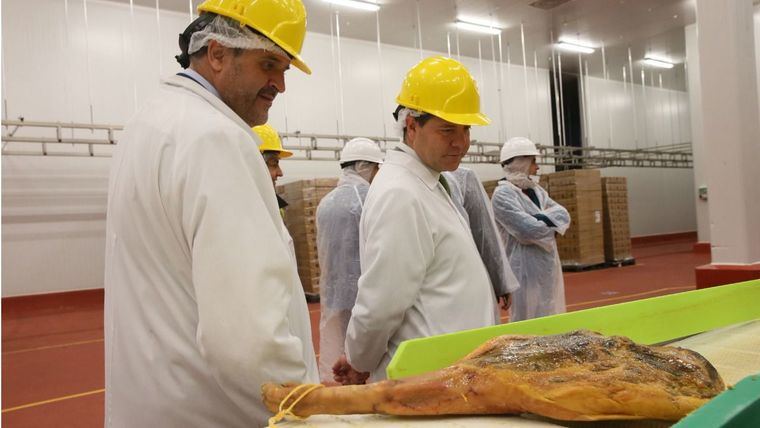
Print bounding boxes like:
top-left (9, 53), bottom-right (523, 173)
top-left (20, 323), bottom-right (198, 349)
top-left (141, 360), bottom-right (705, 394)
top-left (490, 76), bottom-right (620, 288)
top-left (2, 120), bottom-right (692, 168)
top-left (537, 144), bottom-right (693, 169)
top-left (2, 119), bottom-right (121, 157)
top-left (279, 132), bottom-right (693, 169)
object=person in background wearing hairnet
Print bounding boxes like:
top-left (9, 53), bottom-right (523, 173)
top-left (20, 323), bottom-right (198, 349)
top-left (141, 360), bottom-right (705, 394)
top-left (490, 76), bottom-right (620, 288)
top-left (333, 57), bottom-right (498, 385)
top-left (491, 137), bottom-right (571, 322)
top-left (253, 123), bottom-right (293, 218)
top-left (316, 138), bottom-right (383, 384)
top-left (445, 167), bottom-right (521, 319)
top-left (104, 1), bottom-right (318, 426)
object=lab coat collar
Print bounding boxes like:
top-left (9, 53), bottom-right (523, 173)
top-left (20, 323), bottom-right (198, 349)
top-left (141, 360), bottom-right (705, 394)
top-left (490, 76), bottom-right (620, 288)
top-left (176, 69), bottom-right (221, 99)
top-left (162, 74), bottom-right (256, 141)
top-left (390, 143), bottom-right (441, 191)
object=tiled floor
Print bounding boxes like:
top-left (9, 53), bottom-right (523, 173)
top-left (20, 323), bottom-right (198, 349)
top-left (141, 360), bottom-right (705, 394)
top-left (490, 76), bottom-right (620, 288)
top-left (1, 236), bottom-right (710, 427)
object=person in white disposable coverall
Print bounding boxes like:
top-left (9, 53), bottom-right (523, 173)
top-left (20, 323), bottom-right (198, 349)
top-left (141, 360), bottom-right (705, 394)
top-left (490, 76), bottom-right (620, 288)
top-left (316, 138), bottom-right (383, 383)
top-left (104, 1), bottom-right (318, 426)
top-left (333, 56), bottom-right (498, 384)
top-left (445, 167), bottom-right (521, 318)
top-left (491, 137), bottom-right (571, 322)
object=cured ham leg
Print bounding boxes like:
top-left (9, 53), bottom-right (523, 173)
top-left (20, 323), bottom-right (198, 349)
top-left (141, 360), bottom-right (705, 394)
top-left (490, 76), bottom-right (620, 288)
top-left (262, 330), bottom-right (724, 421)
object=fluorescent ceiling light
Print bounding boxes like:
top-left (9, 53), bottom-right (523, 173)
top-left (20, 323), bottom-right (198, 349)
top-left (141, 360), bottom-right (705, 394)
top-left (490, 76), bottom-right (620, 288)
top-left (556, 41), bottom-right (595, 54)
top-left (322, 0), bottom-right (380, 12)
top-left (643, 57), bottom-right (674, 69)
top-left (455, 19), bottom-right (502, 35)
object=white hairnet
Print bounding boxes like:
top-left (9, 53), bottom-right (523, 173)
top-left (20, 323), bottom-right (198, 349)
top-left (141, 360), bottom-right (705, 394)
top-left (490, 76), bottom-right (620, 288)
top-left (394, 107), bottom-right (424, 138)
top-left (502, 156), bottom-right (536, 189)
top-left (188, 15), bottom-right (288, 59)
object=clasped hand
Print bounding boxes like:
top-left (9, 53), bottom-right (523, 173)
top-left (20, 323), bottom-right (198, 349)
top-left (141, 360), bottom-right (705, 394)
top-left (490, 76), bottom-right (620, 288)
top-left (332, 355), bottom-right (370, 385)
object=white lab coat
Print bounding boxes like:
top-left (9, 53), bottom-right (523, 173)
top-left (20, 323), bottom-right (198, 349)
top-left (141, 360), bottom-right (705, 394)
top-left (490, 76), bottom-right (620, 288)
top-left (491, 180), bottom-right (571, 322)
top-left (316, 169), bottom-right (369, 382)
top-left (104, 74), bottom-right (318, 428)
top-left (345, 145), bottom-right (497, 382)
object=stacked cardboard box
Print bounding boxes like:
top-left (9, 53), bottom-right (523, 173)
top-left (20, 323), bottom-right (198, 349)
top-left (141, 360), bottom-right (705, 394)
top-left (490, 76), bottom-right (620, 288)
top-left (545, 169), bottom-right (605, 268)
top-left (601, 177), bottom-right (633, 262)
top-left (276, 178), bottom-right (338, 296)
top-left (482, 180), bottom-right (499, 199)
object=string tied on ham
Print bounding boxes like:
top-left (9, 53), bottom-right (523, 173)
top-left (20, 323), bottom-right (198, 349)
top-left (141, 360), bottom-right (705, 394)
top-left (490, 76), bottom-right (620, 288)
top-left (268, 383), bottom-right (325, 427)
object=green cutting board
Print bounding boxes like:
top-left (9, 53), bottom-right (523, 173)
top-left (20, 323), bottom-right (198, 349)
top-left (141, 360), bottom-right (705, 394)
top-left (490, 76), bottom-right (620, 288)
top-left (387, 279), bottom-right (760, 379)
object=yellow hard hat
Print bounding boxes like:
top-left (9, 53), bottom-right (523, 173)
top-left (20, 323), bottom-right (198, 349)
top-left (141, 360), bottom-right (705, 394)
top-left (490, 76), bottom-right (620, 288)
top-left (396, 56), bottom-right (490, 126)
top-left (197, 0), bottom-right (311, 74)
top-left (253, 124), bottom-right (293, 158)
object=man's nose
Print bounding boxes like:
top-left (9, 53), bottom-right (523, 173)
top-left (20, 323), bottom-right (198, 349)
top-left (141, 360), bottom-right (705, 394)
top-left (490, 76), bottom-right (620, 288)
top-left (451, 129), bottom-right (469, 150)
top-left (270, 72), bottom-right (286, 93)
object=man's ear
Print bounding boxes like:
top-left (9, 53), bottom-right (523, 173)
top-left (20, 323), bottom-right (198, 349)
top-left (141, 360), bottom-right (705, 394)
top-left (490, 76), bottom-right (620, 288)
top-left (206, 40), bottom-right (226, 73)
top-left (405, 115), bottom-right (417, 144)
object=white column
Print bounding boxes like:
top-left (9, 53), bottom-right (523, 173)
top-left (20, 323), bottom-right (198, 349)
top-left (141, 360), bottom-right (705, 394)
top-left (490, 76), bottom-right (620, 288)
top-left (685, 24), bottom-right (710, 244)
top-left (696, 0), bottom-right (760, 264)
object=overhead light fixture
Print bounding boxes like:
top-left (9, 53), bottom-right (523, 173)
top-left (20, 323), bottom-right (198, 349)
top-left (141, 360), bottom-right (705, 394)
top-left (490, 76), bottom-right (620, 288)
top-left (455, 19), bottom-right (502, 35)
top-left (322, 0), bottom-right (380, 12)
top-left (643, 56), bottom-right (674, 69)
top-left (556, 41), bottom-right (595, 54)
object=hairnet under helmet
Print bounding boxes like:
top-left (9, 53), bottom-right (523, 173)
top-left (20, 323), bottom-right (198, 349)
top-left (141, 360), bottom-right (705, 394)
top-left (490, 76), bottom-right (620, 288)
top-left (196, 0), bottom-right (310, 74)
top-left (393, 107), bottom-right (426, 137)
top-left (188, 15), bottom-right (289, 60)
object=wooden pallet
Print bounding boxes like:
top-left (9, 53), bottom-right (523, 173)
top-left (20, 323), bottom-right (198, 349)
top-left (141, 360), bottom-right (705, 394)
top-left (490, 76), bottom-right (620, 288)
top-left (304, 292), bottom-right (320, 303)
top-left (561, 261), bottom-right (608, 272)
top-left (605, 257), bottom-right (636, 268)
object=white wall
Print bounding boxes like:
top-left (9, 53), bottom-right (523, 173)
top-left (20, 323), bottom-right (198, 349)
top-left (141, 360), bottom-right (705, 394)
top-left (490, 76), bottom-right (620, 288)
top-left (756, 5), bottom-right (760, 122)
top-left (2, 0), bottom-right (189, 296)
top-left (602, 167), bottom-right (695, 237)
top-left (1, 0), bottom-right (696, 295)
top-left (685, 24), bottom-right (710, 243)
top-left (2, 157), bottom-right (111, 295)
top-left (582, 70), bottom-right (696, 237)
top-left (692, 0), bottom-right (760, 265)
top-left (683, 7), bottom-right (760, 246)
top-left (584, 73), bottom-right (691, 150)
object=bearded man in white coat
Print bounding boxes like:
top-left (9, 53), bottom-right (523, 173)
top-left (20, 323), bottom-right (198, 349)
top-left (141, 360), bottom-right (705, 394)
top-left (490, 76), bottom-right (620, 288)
top-left (333, 56), bottom-right (498, 385)
top-left (104, 1), bottom-right (318, 426)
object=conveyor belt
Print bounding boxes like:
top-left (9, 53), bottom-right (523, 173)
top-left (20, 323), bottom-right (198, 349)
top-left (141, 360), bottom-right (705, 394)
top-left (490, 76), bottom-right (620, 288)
top-left (671, 320), bottom-right (760, 387)
top-left (388, 280), bottom-right (760, 379)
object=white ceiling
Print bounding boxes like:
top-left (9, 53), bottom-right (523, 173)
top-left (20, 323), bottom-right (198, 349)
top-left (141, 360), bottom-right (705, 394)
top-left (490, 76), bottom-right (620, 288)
top-left (112, 0), bottom-right (699, 90)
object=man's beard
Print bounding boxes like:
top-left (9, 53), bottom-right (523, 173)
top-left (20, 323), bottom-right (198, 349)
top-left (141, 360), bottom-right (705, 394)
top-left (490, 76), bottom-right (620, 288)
top-left (224, 63), bottom-right (273, 127)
